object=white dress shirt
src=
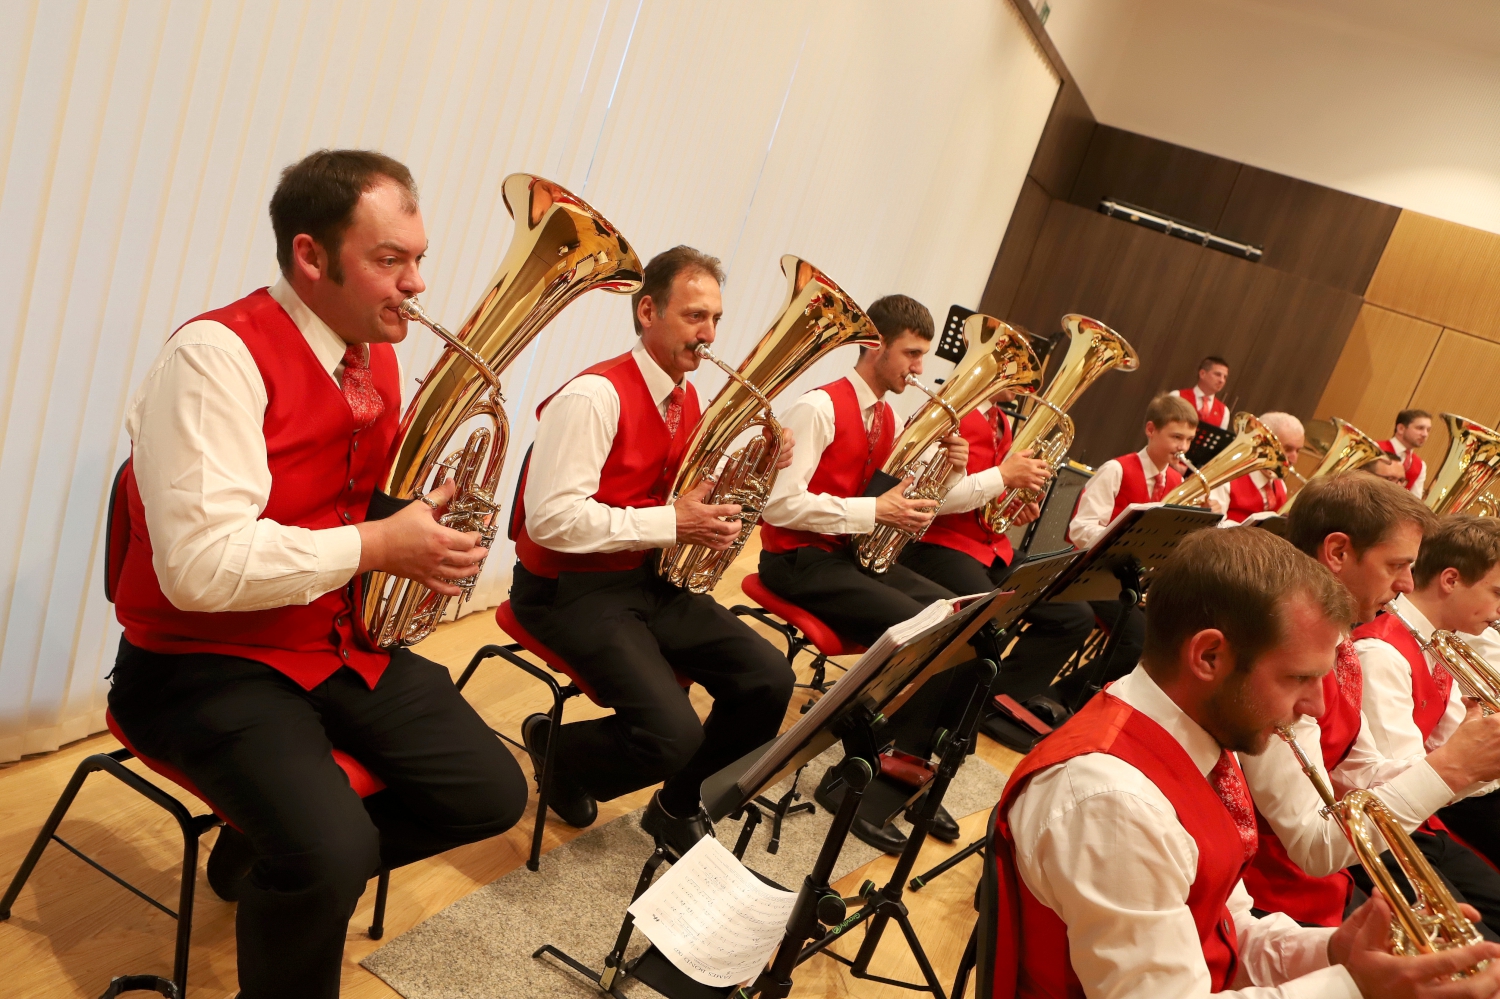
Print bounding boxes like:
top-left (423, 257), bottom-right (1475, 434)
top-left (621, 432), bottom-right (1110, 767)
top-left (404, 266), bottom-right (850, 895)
top-left (1067, 448), bottom-right (1170, 550)
top-left (1008, 665), bottom-right (1358, 999)
top-left (125, 277), bottom-right (366, 614)
top-left (1356, 595), bottom-right (1468, 759)
top-left (1383, 438), bottom-right (1426, 497)
top-left (1191, 386), bottom-right (1231, 429)
top-left (522, 342), bottom-right (681, 553)
top-left (760, 373), bottom-right (977, 535)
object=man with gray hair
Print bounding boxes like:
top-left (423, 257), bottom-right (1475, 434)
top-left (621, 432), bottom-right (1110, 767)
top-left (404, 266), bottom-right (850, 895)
top-left (1210, 411), bottom-right (1304, 523)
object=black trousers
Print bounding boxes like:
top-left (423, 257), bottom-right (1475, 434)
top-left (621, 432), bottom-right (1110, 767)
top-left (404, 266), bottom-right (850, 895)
top-left (1438, 793), bottom-right (1500, 871)
top-left (758, 545), bottom-right (956, 649)
top-left (897, 542), bottom-right (1097, 705)
top-left (508, 563), bottom-right (794, 815)
top-left (1350, 829), bottom-right (1500, 940)
top-left (107, 638), bottom-right (528, 999)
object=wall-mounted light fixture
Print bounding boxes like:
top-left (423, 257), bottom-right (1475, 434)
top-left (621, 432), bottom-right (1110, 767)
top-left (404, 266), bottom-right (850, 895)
top-left (1099, 198), bottom-right (1263, 262)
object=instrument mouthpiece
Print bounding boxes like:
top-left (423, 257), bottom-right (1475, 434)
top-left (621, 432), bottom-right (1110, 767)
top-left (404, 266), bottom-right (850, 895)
top-left (398, 297), bottom-right (426, 323)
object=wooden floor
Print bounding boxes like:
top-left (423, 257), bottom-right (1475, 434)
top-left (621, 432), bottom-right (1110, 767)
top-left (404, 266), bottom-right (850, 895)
top-left (0, 540), bottom-right (1021, 998)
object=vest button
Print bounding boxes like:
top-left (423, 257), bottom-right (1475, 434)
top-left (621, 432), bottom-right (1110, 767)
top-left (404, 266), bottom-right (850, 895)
top-left (343, 512), bottom-right (352, 522)
top-left (352, 440), bottom-right (359, 451)
top-left (347, 478), bottom-right (356, 490)
top-left (341, 648), bottom-right (350, 660)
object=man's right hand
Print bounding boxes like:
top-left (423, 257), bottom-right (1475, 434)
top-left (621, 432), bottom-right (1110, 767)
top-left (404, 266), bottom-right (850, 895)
top-left (356, 479), bottom-right (487, 596)
top-left (1335, 894), bottom-right (1500, 998)
top-left (875, 476), bottom-right (937, 533)
top-left (999, 448), bottom-right (1051, 493)
top-left (674, 479), bottom-right (742, 550)
top-left (1428, 701), bottom-right (1500, 790)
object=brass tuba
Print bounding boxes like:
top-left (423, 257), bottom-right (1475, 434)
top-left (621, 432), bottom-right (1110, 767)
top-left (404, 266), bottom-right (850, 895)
top-left (1390, 606), bottom-right (1500, 714)
top-left (1277, 727), bottom-right (1489, 973)
top-left (855, 315), bottom-right (1042, 573)
top-left (1277, 417), bottom-right (1385, 515)
top-left (359, 174), bottom-right (642, 648)
top-left (982, 315), bottom-right (1139, 533)
top-left (656, 256), bottom-right (882, 593)
top-left (1158, 412), bottom-right (1289, 508)
top-left (1425, 413), bottom-right (1500, 515)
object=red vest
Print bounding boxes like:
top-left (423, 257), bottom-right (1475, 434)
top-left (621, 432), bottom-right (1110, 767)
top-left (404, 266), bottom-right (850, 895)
top-left (991, 692), bottom-right (1246, 998)
top-left (1225, 474), bottom-right (1287, 523)
top-left (114, 288), bottom-right (401, 691)
top-left (1066, 452), bottom-right (1183, 547)
top-left (513, 351), bottom-right (700, 577)
top-left (1178, 388), bottom-right (1226, 429)
top-left (1379, 439), bottom-right (1426, 493)
top-left (760, 378), bottom-right (894, 554)
top-left (1242, 640), bottom-right (1363, 926)
top-left (921, 407), bottom-right (1013, 567)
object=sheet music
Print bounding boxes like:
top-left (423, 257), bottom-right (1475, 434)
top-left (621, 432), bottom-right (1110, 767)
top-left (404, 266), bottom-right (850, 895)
top-left (627, 836), bottom-right (797, 987)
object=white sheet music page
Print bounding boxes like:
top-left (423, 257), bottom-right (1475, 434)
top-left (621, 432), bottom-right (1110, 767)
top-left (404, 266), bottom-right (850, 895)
top-left (626, 836), bottom-right (796, 987)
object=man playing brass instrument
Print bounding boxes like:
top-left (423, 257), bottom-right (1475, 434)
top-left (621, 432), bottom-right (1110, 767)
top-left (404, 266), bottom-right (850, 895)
top-left (1209, 411), bottom-right (1304, 522)
top-left (509, 246), bottom-right (795, 858)
top-left (108, 151), bottom-right (529, 999)
top-left (992, 526), bottom-right (1500, 997)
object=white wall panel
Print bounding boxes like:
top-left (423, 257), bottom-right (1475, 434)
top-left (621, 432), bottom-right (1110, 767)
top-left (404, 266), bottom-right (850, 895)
top-left (0, 0), bottom-right (1056, 761)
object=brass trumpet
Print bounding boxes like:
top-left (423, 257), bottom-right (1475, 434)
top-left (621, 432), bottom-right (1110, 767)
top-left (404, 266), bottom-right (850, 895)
top-left (1278, 417), bottom-right (1385, 516)
top-left (1425, 413), bottom-right (1500, 515)
top-left (1390, 606), bottom-right (1500, 715)
top-left (1158, 413), bottom-right (1289, 509)
top-left (1276, 726), bottom-right (1488, 972)
top-left (855, 316), bottom-right (1041, 573)
top-left (983, 315), bottom-right (1139, 533)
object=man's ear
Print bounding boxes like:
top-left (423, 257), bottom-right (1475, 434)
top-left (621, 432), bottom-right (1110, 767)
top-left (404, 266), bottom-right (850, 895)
top-left (636, 293), bottom-right (656, 332)
top-left (1321, 533), bottom-right (1353, 572)
top-left (291, 233), bottom-right (326, 283)
top-left (1183, 628), bottom-right (1230, 683)
top-left (1439, 566), bottom-right (1462, 596)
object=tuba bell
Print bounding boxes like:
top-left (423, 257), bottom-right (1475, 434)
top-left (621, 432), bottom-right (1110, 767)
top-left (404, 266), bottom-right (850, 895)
top-left (983, 315), bottom-right (1139, 533)
top-left (855, 315), bottom-right (1042, 573)
top-left (359, 174), bottom-right (642, 648)
top-left (1424, 413), bottom-right (1500, 515)
top-left (1158, 412), bottom-right (1289, 508)
top-left (1277, 417), bottom-right (1385, 515)
top-left (656, 256), bottom-right (882, 593)
top-left (1277, 726), bottom-right (1489, 974)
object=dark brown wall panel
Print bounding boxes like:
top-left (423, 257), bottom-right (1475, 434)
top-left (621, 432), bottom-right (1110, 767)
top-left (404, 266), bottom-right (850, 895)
top-left (1217, 166), bottom-right (1400, 295)
top-left (1027, 81), bottom-right (1096, 201)
top-left (1067, 126), bottom-right (1242, 232)
top-left (979, 177), bottom-right (1052, 320)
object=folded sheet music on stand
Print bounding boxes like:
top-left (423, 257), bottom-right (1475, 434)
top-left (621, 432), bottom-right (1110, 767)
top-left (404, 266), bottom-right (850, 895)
top-left (1043, 502), bottom-right (1222, 603)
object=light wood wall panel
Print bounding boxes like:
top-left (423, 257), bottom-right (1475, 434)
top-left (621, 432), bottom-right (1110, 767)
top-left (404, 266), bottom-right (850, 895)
top-left (1366, 212), bottom-right (1500, 341)
top-left (1407, 330), bottom-right (1500, 467)
top-left (1312, 304), bottom-right (1441, 438)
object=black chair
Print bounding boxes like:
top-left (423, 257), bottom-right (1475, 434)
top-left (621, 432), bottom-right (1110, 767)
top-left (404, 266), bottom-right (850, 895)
top-left (952, 803), bottom-right (1001, 999)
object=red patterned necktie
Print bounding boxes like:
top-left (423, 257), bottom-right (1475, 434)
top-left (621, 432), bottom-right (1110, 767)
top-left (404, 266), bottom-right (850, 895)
top-left (988, 407), bottom-right (1005, 453)
top-left (1150, 470), bottom-right (1168, 502)
top-left (866, 403), bottom-right (885, 454)
top-left (341, 343), bottom-right (384, 430)
top-left (664, 385), bottom-right (686, 438)
top-left (1209, 750), bottom-right (1258, 864)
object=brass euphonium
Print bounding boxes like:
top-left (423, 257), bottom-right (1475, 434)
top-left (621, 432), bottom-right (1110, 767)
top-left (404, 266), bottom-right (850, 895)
top-left (982, 315), bottom-right (1139, 533)
top-left (1390, 606), bottom-right (1500, 715)
top-left (1425, 413), bottom-right (1500, 515)
top-left (1277, 417), bottom-right (1385, 515)
top-left (656, 256), bottom-right (882, 593)
top-left (1158, 412), bottom-right (1289, 508)
top-left (855, 315), bottom-right (1042, 573)
top-left (1277, 726), bottom-right (1489, 973)
top-left (359, 174), bottom-right (642, 648)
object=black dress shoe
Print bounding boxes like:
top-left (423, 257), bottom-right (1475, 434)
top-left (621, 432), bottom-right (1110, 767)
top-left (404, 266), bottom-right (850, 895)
top-left (907, 801), bottom-right (959, 843)
top-left (206, 825), bottom-right (254, 902)
top-left (640, 791), bottom-right (715, 859)
top-left (848, 814), bottom-right (909, 856)
top-left (521, 713), bottom-right (597, 828)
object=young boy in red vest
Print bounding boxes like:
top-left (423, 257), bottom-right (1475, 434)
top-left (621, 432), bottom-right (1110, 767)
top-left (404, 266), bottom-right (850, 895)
top-left (509, 246), bottom-right (795, 859)
top-left (1209, 411), bottom-right (1303, 522)
top-left (109, 151), bottom-right (529, 999)
top-left (758, 294), bottom-right (975, 855)
top-left (991, 526), bottom-right (1500, 997)
top-left (1240, 474), bottom-right (1500, 931)
top-left (1379, 408), bottom-right (1432, 498)
top-left (1177, 354), bottom-right (1231, 429)
top-left (1354, 514), bottom-right (1500, 925)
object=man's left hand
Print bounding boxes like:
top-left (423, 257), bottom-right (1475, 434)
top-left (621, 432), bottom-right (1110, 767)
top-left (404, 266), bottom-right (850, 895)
top-left (942, 433), bottom-right (969, 474)
top-left (775, 426), bottom-right (795, 471)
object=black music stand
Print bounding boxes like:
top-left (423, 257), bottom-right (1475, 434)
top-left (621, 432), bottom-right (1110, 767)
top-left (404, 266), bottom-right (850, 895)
top-left (1044, 504), bottom-right (1220, 710)
top-left (1185, 423), bottom-right (1235, 469)
top-left (1017, 461), bottom-right (1092, 560)
top-left (537, 592), bottom-right (1012, 999)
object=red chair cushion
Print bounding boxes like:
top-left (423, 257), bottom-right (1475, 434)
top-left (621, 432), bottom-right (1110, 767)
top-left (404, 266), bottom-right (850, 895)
top-left (740, 574), bottom-right (866, 658)
top-left (105, 710), bottom-right (385, 826)
top-left (494, 600), bottom-right (690, 708)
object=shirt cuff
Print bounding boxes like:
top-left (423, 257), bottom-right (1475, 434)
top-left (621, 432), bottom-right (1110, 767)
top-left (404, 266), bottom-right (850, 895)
top-left (637, 504), bottom-right (679, 549)
top-left (313, 525), bottom-right (363, 594)
top-left (846, 496), bottom-right (878, 535)
top-left (1385, 758), bottom-right (1459, 815)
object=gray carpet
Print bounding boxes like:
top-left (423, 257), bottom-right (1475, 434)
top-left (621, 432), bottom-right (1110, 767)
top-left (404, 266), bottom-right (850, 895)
top-left (361, 749), bottom-right (1008, 999)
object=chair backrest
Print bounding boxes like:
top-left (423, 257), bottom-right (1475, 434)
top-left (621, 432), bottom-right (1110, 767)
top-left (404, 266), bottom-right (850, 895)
top-left (507, 443), bottom-right (534, 541)
top-left (975, 803), bottom-right (1001, 999)
top-left (104, 459), bottom-right (133, 604)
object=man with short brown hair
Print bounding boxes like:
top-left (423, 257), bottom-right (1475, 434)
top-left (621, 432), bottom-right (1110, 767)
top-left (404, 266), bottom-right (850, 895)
top-left (1177, 354), bottom-right (1231, 429)
top-left (993, 526), bottom-right (1500, 996)
top-left (1380, 409), bottom-right (1432, 497)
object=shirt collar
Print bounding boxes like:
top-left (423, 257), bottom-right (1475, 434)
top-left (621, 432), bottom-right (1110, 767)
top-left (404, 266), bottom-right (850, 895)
top-left (1195, 386), bottom-right (1215, 405)
top-left (631, 341), bottom-right (680, 408)
top-left (1391, 593), bottom-right (1436, 641)
top-left (1110, 665), bottom-right (1225, 777)
top-left (846, 370), bottom-right (882, 412)
top-left (1137, 447), bottom-right (1165, 481)
top-left (1388, 437), bottom-right (1410, 457)
top-left (268, 276), bottom-right (350, 380)
top-left (1249, 469), bottom-right (1268, 488)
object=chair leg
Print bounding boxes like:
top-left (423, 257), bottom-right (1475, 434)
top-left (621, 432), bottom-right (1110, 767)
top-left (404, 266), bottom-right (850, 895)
top-left (172, 820), bottom-right (205, 997)
top-left (0, 752), bottom-right (101, 919)
top-left (528, 684), bottom-right (569, 872)
top-left (369, 870), bottom-right (390, 940)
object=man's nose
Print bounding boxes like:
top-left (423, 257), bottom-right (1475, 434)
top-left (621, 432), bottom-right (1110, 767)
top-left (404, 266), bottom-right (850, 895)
top-left (1296, 681), bottom-right (1326, 722)
top-left (1394, 568), bottom-right (1415, 594)
top-left (402, 267), bottom-right (427, 296)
